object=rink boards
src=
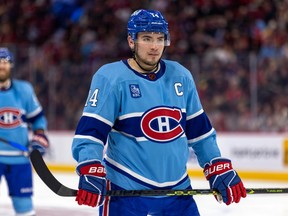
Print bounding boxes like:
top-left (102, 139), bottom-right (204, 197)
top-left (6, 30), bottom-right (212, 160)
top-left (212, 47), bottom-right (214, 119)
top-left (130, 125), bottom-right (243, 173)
top-left (43, 131), bottom-right (288, 181)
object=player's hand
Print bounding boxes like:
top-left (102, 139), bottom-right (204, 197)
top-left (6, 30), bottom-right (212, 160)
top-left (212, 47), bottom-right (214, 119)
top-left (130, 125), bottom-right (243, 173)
top-left (30, 133), bottom-right (49, 155)
top-left (76, 160), bottom-right (106, 207)
top-left (204, 157), bottom-right (246, 205)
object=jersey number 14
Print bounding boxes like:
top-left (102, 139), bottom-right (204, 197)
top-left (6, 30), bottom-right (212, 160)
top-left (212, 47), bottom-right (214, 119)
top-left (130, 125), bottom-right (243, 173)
top-left (85, 89), bottom-right (99, 107)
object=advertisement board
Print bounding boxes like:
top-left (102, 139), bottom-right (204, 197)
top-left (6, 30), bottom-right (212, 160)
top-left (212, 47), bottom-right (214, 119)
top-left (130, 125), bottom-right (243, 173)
top-left (45, 131), bottom-right (288, 180)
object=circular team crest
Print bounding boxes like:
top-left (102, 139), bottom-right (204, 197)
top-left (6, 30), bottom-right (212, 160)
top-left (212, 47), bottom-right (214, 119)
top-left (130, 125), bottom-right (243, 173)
top-left (0, 107), bottom-right (22, 128)
top-left (140, 106), bottom-right (184, 142)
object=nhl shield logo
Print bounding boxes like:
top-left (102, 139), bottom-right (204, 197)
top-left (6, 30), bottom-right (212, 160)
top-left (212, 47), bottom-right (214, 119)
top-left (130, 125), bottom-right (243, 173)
top-left (129, 84), bottom-right (141, 98)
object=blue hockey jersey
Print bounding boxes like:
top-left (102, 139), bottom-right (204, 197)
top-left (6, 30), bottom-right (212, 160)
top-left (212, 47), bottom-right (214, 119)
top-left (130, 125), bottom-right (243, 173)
top-left (0, 79), bottom-right (47, 164)
top-left (72, 59), bottom-right (221, 190)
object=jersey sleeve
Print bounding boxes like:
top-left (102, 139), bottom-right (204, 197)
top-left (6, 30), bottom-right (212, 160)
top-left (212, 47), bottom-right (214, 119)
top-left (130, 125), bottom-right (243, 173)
top-left (72, 67), bottom-right (120, 163)
top-left (24, 82), bottom-right (47, 131)
top-left (185, 75), bottom-right (221, 168)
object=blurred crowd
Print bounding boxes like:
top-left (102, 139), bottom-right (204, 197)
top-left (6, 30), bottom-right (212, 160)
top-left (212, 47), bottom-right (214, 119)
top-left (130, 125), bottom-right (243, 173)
top-left (0, 0), bottom-right (287, 132)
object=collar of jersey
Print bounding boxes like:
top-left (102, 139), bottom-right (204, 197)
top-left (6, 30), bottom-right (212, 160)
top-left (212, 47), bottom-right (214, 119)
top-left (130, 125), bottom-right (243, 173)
top-left (0, 80), bottom-right (12, 91)
top-left (122, 59), bottom-right (166, 81)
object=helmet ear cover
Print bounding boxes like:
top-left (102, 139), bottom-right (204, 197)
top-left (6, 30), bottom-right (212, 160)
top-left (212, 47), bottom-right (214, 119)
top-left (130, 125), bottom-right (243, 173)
top-left (127, 9), bottom-right (170, 46)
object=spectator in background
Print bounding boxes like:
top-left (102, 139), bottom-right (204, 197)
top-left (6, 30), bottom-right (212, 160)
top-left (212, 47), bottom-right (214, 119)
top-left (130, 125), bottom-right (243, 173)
top-left (0, 0), bottom-right (287, 132)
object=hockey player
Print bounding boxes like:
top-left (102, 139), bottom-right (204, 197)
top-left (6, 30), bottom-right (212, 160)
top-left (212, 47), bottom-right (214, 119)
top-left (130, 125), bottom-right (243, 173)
top-left (72, 9), bottom-right (246, 215)
top-left (0, 48), bottom-right (49, 216)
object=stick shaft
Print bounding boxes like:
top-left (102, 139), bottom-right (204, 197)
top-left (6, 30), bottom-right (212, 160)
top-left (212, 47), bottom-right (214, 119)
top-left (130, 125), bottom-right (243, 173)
top-left (0, 137), bottom-right (29, 152)
top-left (107, 188), bottom-right (288, 196)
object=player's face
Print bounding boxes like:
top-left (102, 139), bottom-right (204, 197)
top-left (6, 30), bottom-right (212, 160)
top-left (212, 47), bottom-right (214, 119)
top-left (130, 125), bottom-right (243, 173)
top-left (0, 59), bottom-right (12, 82)
top-left (134, 32), bottom-right (165, 69)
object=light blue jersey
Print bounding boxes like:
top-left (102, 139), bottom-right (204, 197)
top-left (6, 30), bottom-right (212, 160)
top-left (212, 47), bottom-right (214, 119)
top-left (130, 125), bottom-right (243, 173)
top-left (0, 79), bottom-right (47, 164)
top-left (72, 59), bottom-right (221, 190)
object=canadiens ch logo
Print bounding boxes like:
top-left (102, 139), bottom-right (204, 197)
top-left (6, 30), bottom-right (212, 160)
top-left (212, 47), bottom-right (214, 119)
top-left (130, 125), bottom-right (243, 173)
top-left (141, 106), bottom-right (184, 142)
top-left (0, 108), bottom-right (22, 128)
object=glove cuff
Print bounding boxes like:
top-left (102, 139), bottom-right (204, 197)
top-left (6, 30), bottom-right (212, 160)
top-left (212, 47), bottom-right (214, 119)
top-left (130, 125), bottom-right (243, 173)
top-left (76, 160), bottom-right (106, 177)
top-left (32, 133), bottom-right (49, 147)
top-left (204, 158), bottom-right (233, 180)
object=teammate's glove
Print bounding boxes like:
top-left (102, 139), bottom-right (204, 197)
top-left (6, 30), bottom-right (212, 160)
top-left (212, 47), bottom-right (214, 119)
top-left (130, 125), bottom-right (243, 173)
top-left (30, 133), bottom-right (49, 155)
top-left (76, 160), bottom-right (106, 207)
top-left (204, 157), bottom-right (246, 205)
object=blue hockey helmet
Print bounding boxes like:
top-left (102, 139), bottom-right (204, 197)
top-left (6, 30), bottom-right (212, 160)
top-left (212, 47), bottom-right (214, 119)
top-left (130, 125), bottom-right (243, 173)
top-left (0, 47), bottom-right (13, 63)
top-left (127, 9), bottom-right (170, 46)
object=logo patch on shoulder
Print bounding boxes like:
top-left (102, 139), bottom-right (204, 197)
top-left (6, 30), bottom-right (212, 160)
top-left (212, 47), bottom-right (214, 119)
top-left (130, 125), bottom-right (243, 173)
top-left (129, 84), bottom-right (141, 98)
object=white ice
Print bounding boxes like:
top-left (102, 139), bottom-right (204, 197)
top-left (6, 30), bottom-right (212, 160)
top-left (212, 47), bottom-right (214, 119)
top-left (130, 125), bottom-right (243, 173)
top-left (1, 172), bottom-right (288, 216)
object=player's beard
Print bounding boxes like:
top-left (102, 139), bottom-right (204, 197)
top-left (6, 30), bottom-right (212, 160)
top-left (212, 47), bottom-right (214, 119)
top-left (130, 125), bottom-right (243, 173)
top-left (133, 45), bottom-right (163, 72)
top-left (0, 68), bottom-right (10, 83)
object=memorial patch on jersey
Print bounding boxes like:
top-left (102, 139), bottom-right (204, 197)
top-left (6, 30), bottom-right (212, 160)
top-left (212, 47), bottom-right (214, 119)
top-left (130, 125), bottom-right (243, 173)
top-left (129, 84), bottom-right (141, 98)
top-left (141, 106), bottom-right (184, 142)
top-left (0, 108), bottom-right (22, 128)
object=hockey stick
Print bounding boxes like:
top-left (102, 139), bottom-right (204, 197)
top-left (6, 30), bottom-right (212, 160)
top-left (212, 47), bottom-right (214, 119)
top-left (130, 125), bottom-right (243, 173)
top-left (30, 149), bottom-right (77, 196)
top-left (30, 149), bottom-right (288, 197)
top-left (0, 137), bottom-right (29, 156)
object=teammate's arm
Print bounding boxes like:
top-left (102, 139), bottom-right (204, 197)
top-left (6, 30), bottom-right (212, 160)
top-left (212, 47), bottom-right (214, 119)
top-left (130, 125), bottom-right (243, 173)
top-left (24, 83), bottom-right (49, 154)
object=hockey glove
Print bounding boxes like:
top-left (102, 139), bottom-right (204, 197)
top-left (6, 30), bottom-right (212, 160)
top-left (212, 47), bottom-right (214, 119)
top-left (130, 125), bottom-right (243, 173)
top-left (30, 133), bottom-right (49, 155)
top-left (204, 158), bottom-right (246, 205)
top-left (76, 160), bottom-right (106, 207)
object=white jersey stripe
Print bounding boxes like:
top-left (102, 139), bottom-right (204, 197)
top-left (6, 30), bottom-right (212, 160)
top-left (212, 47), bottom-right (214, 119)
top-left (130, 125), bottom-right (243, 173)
top-left (74, 135), bottom-right (104, 146)
top-left (186, 109), bottom-right (204, 120)
top-left (82, 112), bottom-right (113, 127)
top-left (0, 150), bottom-right (24, 156)
top-left (26, 107), bottom-right (42, 118)
top-left (188, 128), bottom-right (215, 144)
top-left (105, 156), bottom-right (188, 188)
top-left (118, 112), bottom-right (143, 120)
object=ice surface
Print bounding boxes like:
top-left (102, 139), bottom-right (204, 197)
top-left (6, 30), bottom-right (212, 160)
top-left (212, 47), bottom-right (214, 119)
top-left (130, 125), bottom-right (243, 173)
top-left (1, 172), bottom-right (288, 216)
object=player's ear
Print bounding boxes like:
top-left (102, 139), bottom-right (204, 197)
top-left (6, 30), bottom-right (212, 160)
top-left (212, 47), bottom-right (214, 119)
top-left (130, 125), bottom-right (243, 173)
top-left (127, 36), bottom-right (135, 50)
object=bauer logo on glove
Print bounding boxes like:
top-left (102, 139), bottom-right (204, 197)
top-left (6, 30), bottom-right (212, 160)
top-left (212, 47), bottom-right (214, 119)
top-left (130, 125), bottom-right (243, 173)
top-left (204, 157), bottom-right (247, 205)
top-left (79, 164), bottom-right (106, 176)
top-left (204, 161), bottom-right (232, 178)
